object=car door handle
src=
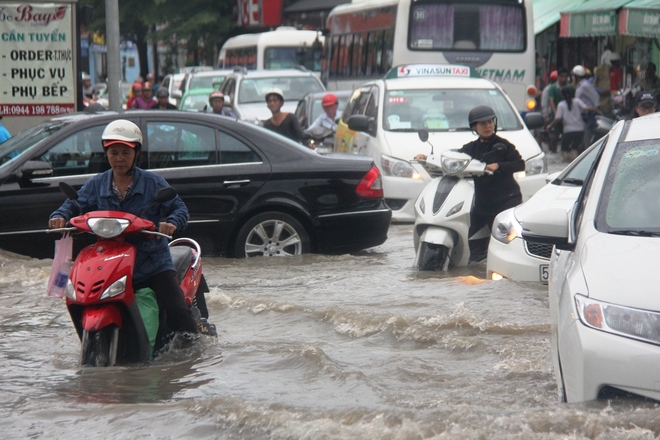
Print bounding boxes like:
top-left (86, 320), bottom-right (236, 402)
top-left (223, 179), bottom-right (250, 187)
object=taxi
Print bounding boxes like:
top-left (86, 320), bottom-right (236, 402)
top-left (334, 64), bottom-right (547, 222)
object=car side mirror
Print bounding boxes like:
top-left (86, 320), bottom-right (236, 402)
top-left (171, 90), bottom-right (182, 99)
top-left (20, 160), bottom-right (53, 179)
top-left (524, 112), bottom-right (545, 130)
top-left (224, 95), bottom-right (231, 106)
top-left (347, 114), bottom-right (369, 132)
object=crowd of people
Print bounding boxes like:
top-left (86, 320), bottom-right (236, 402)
top-left (536, 52), bottom-right (659, 162)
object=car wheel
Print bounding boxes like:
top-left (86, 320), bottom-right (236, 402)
top-left (235, 212), bottom-right (310, 258)
top-left (418, 242), bottom-right (450, 271)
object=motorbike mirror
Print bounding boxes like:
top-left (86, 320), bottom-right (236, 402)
top-left (59, 182), bottom-right (79, 200)
top-left (153, 187), bottom-right (177, 203)
top-left (418, 129), bottom-right (429, 143)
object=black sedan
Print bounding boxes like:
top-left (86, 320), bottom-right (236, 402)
top-left (0, 111), bottom-right (391, 259)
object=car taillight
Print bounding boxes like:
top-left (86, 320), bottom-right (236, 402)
top-left (356, 165), bottom-right (384, 198)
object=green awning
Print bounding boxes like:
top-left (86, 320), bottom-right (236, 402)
top-left (533, 0), bottom-right (588, 34)
top-left (560, 0), bottom-right (633, 37)
top-left (619, 0), bottom-right (660, 37)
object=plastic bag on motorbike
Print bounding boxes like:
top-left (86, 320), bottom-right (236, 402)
top-left (47, 234), bottom-right (73, 297)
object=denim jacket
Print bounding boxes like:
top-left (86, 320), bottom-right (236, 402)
top-left (50, 167), bottom-right (189, 283)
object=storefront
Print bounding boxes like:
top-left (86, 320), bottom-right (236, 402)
top-left (557, 0), bottom-right (660, 89)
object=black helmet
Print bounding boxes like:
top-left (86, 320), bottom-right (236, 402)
top-left (468, 105), bottom-right (497, 127)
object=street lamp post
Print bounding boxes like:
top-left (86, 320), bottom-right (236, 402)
top-left (105, 0), bottom-right (122, 111)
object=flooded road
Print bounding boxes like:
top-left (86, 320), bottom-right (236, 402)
top-left (3, 218), bottom-right (660, 439)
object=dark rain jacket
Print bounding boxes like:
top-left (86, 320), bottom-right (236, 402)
top-left (50, 167), bottom-right (189, 283)
top-left (459, 134), bottom-right (525, 216)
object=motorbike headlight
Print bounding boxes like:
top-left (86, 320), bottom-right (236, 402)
top-left (517, 152), bottom-right (547, 179)
top-left (100, 275), bottom-right (127, 300)
top-left (87, 218), bottom-right (130, 238)
top-left (441, 156), bottom-right (470, 174)
top-left (491, 208), bottom-right (522, 244)
top-left (575, 294), bottom-right (660, 345)
top-left (65, 279), bottom-right (76, 301)
top-left (381, 155), bottom-right (421, 179)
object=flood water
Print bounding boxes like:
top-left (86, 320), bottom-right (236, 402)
top-left (4, 219), bottom-right (660, 439)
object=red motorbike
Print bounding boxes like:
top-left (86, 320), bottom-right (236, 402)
top-left (50, 183), bottom-right (213, 367)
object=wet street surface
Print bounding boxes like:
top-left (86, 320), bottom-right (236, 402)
top-left (4, 188), bottom-right (660, 439)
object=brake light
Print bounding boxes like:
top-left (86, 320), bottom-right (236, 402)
top-left (356, 165), bottom-right (384, 198)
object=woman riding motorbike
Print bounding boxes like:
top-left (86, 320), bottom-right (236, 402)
top-left (48, 119), bottom-right (200, 336)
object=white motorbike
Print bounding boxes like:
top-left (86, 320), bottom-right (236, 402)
top-left (412, 130), bottom-right (496, 271)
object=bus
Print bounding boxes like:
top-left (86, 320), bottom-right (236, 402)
top-left (218, 27), bottom-right (324, 73)
top-left (323, 0), bottom-right (537, 113)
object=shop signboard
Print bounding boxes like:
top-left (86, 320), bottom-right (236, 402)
top-left (619, 8), bottom-right (660, 38)
top-left (560, 10), bottom-right (617, 37)
top-left (0, 1), bottom-right (78, 135)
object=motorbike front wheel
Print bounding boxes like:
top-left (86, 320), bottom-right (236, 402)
top-left (81, 326), bottom-right (119, 367)
top-left (417, 242), bottom-right (450, 271)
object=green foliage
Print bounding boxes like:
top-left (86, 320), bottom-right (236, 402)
top-left (80, 0), bottom-right (235, 71)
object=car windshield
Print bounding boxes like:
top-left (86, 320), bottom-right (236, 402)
top-left (0, 121), bottom-right (67, 172)
top-left (181, 94), bottom-right (210, 111)
top-left (239, 77), bottom-right (324, 103)
top-left (190, 75), bottom-right (226, 90)
top-left (597, 139), bottom-right (660, 233)
top-left (383, 88), bottom-right (521, 132)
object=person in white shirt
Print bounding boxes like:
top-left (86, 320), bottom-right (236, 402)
top-left (547, 86), bottom-right (599, 162)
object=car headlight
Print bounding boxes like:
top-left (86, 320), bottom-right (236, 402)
top-left (575, 294), bottom-right (660, 345)
top-left (381, 154), bottom-right (421, 179)
top-left (100, 275), bottom-right (127, 300)
top-left (517, 152), bottom-right (547, 179)
top-left (491, 208), bottom-right (522, 244)
top-left (87, 218), bottom-right (130, 238)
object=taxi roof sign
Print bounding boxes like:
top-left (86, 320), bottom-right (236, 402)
top-left (385, 64), bottom-right (481, 80)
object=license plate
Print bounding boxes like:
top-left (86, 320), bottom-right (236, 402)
top-left (540, 264), bottom-right (549, 284)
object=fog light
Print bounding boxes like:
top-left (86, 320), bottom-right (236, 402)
top-left (490, 272), bottom-right (504, 281)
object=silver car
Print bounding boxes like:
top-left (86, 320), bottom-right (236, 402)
top-left (521, 113), bottom-right (660, 402)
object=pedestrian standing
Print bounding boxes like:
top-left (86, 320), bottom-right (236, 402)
top-left (547, 86), bottom-right (599, 162)
top-left (573, 65), bottom-right (600, 151)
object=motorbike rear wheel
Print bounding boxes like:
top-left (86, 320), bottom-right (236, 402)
top-left (81, 326), bottom-right (119, 367)
top-left (418, 242), bottom-right (450, 271)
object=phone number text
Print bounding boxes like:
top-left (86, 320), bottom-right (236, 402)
top-left (0, 104), bottom-right (75, 116)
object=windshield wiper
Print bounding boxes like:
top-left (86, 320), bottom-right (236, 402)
top-left (610, 230), bottom-right (660, 237)
top-left (561, 177), bottom-right (584, 186)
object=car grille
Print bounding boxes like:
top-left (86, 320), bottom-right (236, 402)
top-left (525, 241), bottom-right (552, 259)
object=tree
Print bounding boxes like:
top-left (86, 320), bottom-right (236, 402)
top-left (80, 0), bottom-right (235, 77)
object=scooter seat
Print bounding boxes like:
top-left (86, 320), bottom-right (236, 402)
top-left (170, 245), bottom-right (193, 283)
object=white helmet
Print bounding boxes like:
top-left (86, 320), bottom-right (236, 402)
top-left (265, 87), bottom-right (284, 102)
top-left (572, 65), bottom-right (586, 77)
top-left (101, 119), bottom-right (142, 147)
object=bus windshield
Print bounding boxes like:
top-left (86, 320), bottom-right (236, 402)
top-left (383, 88), bottom-right (521, 132)
top-left (409, 2), bottom-right (525, 52)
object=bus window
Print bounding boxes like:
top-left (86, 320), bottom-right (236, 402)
top-left (409, 3), bottom-right (525, 52)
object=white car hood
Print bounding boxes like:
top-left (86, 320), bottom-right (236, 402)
top-left (580, 233), bottom-right (660, 310)
top-left (382, 129), bottom-right (542, 161)
top-left (514, 183), bottom-right (580, 221)
top-left (235, 102), bottom-right (298, 122)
